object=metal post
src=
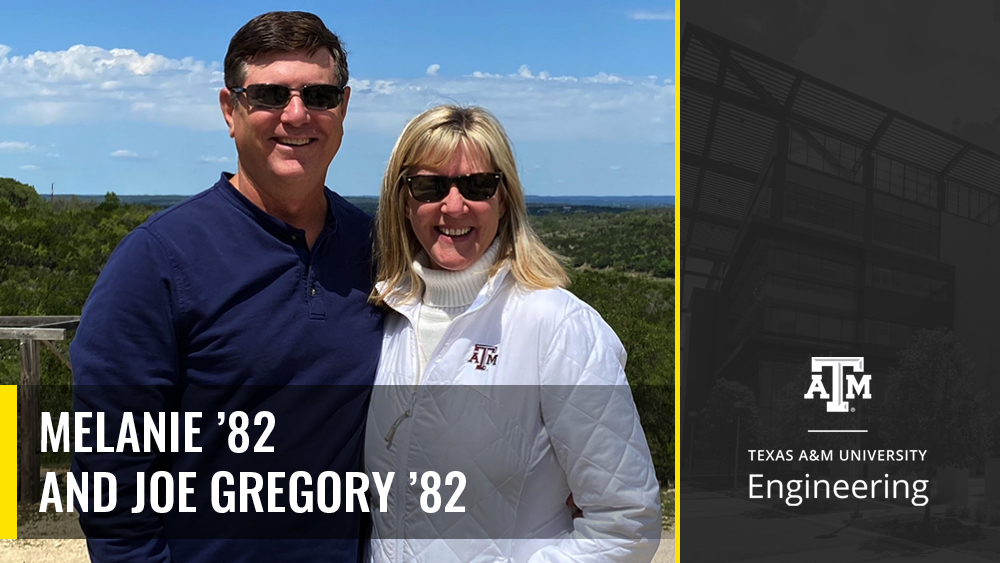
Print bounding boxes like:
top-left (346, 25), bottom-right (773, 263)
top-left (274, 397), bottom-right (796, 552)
top-left (733, 414), bottom-right (741, 491)
top-left (19, 339), bottom-right (41, 503)
top-left (688, 412), bottom-right (697, 472)
top-left (733, 401), bottom-right (746, 491)
top-left (852, 400), bottom-right (863, 519)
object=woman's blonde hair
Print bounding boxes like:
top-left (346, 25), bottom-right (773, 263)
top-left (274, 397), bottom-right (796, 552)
top-left (371, 105), bottom-right (568, 306)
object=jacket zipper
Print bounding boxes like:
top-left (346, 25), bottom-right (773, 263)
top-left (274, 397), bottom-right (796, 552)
top-left (393, 320), bottom-right (424, 563)
top-left (383, 391), bottom-right (416, 447)
top-left (381, 277), bottom-right (506, 563)
top-left (384, 319), bottom-right (423, 449)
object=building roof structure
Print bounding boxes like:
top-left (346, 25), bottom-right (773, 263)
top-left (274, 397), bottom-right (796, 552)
top-left (680, 23), bottom-right (1000, 311)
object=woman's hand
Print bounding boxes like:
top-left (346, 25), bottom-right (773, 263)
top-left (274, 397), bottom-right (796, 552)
top-left (566, 494), bottom-right (583, 519)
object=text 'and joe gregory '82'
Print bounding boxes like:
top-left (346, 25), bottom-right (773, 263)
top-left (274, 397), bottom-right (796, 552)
top-left (38, 411), bottom-right (467, 515)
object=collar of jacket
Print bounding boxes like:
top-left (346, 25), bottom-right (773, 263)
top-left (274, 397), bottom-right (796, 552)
top-left (377, 261), bottom-right (513, 324)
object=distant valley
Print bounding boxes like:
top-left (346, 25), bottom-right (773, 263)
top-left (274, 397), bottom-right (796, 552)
top-left (53, 194), bottom-right (674, 216)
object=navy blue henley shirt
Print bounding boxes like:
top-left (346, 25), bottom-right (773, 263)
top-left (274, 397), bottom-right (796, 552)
top-left (70, 174), bottom-right (384, 563)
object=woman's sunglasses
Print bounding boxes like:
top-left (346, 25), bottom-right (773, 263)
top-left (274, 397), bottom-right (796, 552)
top-left (404, 172), bottom-right (502, 203)
top-left (231, 84), bottom-right (346, 111)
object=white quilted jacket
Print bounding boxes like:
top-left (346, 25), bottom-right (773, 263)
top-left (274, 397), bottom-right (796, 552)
top-left (365, 265), bottom-right (661, 563)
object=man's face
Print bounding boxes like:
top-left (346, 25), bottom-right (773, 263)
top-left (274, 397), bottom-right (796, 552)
top-left (220, 48), bottom-right (350, 190)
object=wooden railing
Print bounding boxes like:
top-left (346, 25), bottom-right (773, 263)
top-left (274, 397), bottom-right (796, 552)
top-left (0, 316), bottom-right (79, 503)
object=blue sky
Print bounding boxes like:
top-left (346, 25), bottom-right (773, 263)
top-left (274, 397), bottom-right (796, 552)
top-left (0, 1), bottom-right (674, 196)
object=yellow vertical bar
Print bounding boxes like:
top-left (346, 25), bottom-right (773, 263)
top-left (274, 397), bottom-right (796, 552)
top-left (0, 385), bottom-right (16, 539)
top-left (673, 2), bottom-right (682, 558)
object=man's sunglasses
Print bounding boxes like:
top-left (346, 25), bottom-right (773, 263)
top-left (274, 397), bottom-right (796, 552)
top-left (404, 172), bottom-right (503, 203)
top-left (231, 84), bottom-right (346, 111)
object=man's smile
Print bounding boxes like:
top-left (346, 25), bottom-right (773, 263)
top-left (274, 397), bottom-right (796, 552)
top-left (274, 137), bottom-right (315, 147)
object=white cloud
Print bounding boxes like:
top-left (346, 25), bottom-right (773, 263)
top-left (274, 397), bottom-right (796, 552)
top-left (345, 71), bottom-right (672, 145)
top-left (19, 164), bottom-right (37, 170)
top-left (372, 80), bottom-right (396, 95)
top-left (0, 44), bottom-right (223, 130)
top-left (486, 65), bottom-right (577, 82)
top-left (0, 141), bottom-right (36, 151)
top-left (426, 64), bottom-right (440, 77)
top-left (628, 10), bottom-right (673, 21)
top-left (343, 64), bottom-right (672, 144)
top-left (584, 72), bottom-right (629, 84)
top-left (200, 155), bottom-right (230, 163)
top-left (348, 79), bottom-right (397, 95)
top-left (610, 165), bottom-right (622, 170)
top-left (111, 149), bottom-right (139, 158)
top-left (46, 152), bottom-right (59, 157)
top-left (0, 44), bottom-right (670, 145)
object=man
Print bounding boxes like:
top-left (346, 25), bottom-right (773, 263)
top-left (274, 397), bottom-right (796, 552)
top-left (71, 11), bottom-right (383, 563)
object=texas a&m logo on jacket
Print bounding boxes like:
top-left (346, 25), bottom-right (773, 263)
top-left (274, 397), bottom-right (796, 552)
top-left (468, 344), bottom-right (499, 370)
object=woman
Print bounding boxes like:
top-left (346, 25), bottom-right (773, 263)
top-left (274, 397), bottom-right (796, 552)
top-left (366, 105), bottom-right (661, 562)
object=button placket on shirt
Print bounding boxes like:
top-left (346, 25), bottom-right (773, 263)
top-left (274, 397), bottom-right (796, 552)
top-left (303, 231), bottom-right (327, 321)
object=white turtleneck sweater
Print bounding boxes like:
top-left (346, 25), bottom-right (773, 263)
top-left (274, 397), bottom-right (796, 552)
top-left (411, 240), bottom-right (500, 376)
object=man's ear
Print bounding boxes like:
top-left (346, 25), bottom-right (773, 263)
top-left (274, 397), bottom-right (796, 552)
top-left (340, 85), bottom-right (351, 118)
top-left (220, 88), bottom-right (237, 138)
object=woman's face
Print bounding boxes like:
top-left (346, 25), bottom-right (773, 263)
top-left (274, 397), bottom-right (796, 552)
top-left (406, 143), bottom-right (505, 271)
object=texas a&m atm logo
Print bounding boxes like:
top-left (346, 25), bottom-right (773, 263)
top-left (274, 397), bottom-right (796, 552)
top-left (804, 357), bottom-right (872, 412)
top-left (468, 344), bottom-right (499, 370)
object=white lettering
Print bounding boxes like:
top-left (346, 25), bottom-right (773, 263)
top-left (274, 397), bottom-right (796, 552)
top-left (212, 471), bottom-right (235, 513)
top-left (345, 472), bottom-right (370, 513)
top-left (41, 412), bottom-right (69, 452)
top-left (371, 472), bottom-right (394, 512)
top-left (117, 413), bottom-right (139, 452)
top-left (184, 412), bottom-right (202, 452)
top-left (74, 412), bottom-right (92, 452)
top-left (178, 472), bottom-right (196, 513)
top-left (267, 472), bottom-right (285, 513)
top-left (803, 375), bottom-right (829, 399)
top-left (94, 473), bottom-right (116, 512)
top-left (845, 373), bottom-right (872, 399)
top-left (40, 472), bottom-right (63, 512)
top-left (289, 471), bottom-right (313, 513)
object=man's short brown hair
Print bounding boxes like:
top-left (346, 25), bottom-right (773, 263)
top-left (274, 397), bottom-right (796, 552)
top-left (224, 11), bottom-right (349, 89)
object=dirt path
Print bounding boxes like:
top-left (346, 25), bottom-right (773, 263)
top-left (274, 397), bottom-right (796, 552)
top-left (1, 510), bottom-right (87, 563)
top-left (653, 528), bottom-right (675, 563)
top-left (0, 539), bottom-right (89, 563)
top-left (0, 530), bottom-right (680, 563)
top-left (3, 509), bottom-right (675, 562)
top-left (1, 533), bottom-right (675, 563)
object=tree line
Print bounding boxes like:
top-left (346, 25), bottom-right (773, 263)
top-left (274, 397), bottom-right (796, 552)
top-left (531, 208), bottom-right (674, 278)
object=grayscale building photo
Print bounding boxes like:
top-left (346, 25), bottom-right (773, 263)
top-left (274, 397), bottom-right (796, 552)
top-left (680, 24), bottom-right (1000, 436)
top-left (678, 4), bottom-right (1000, 560)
